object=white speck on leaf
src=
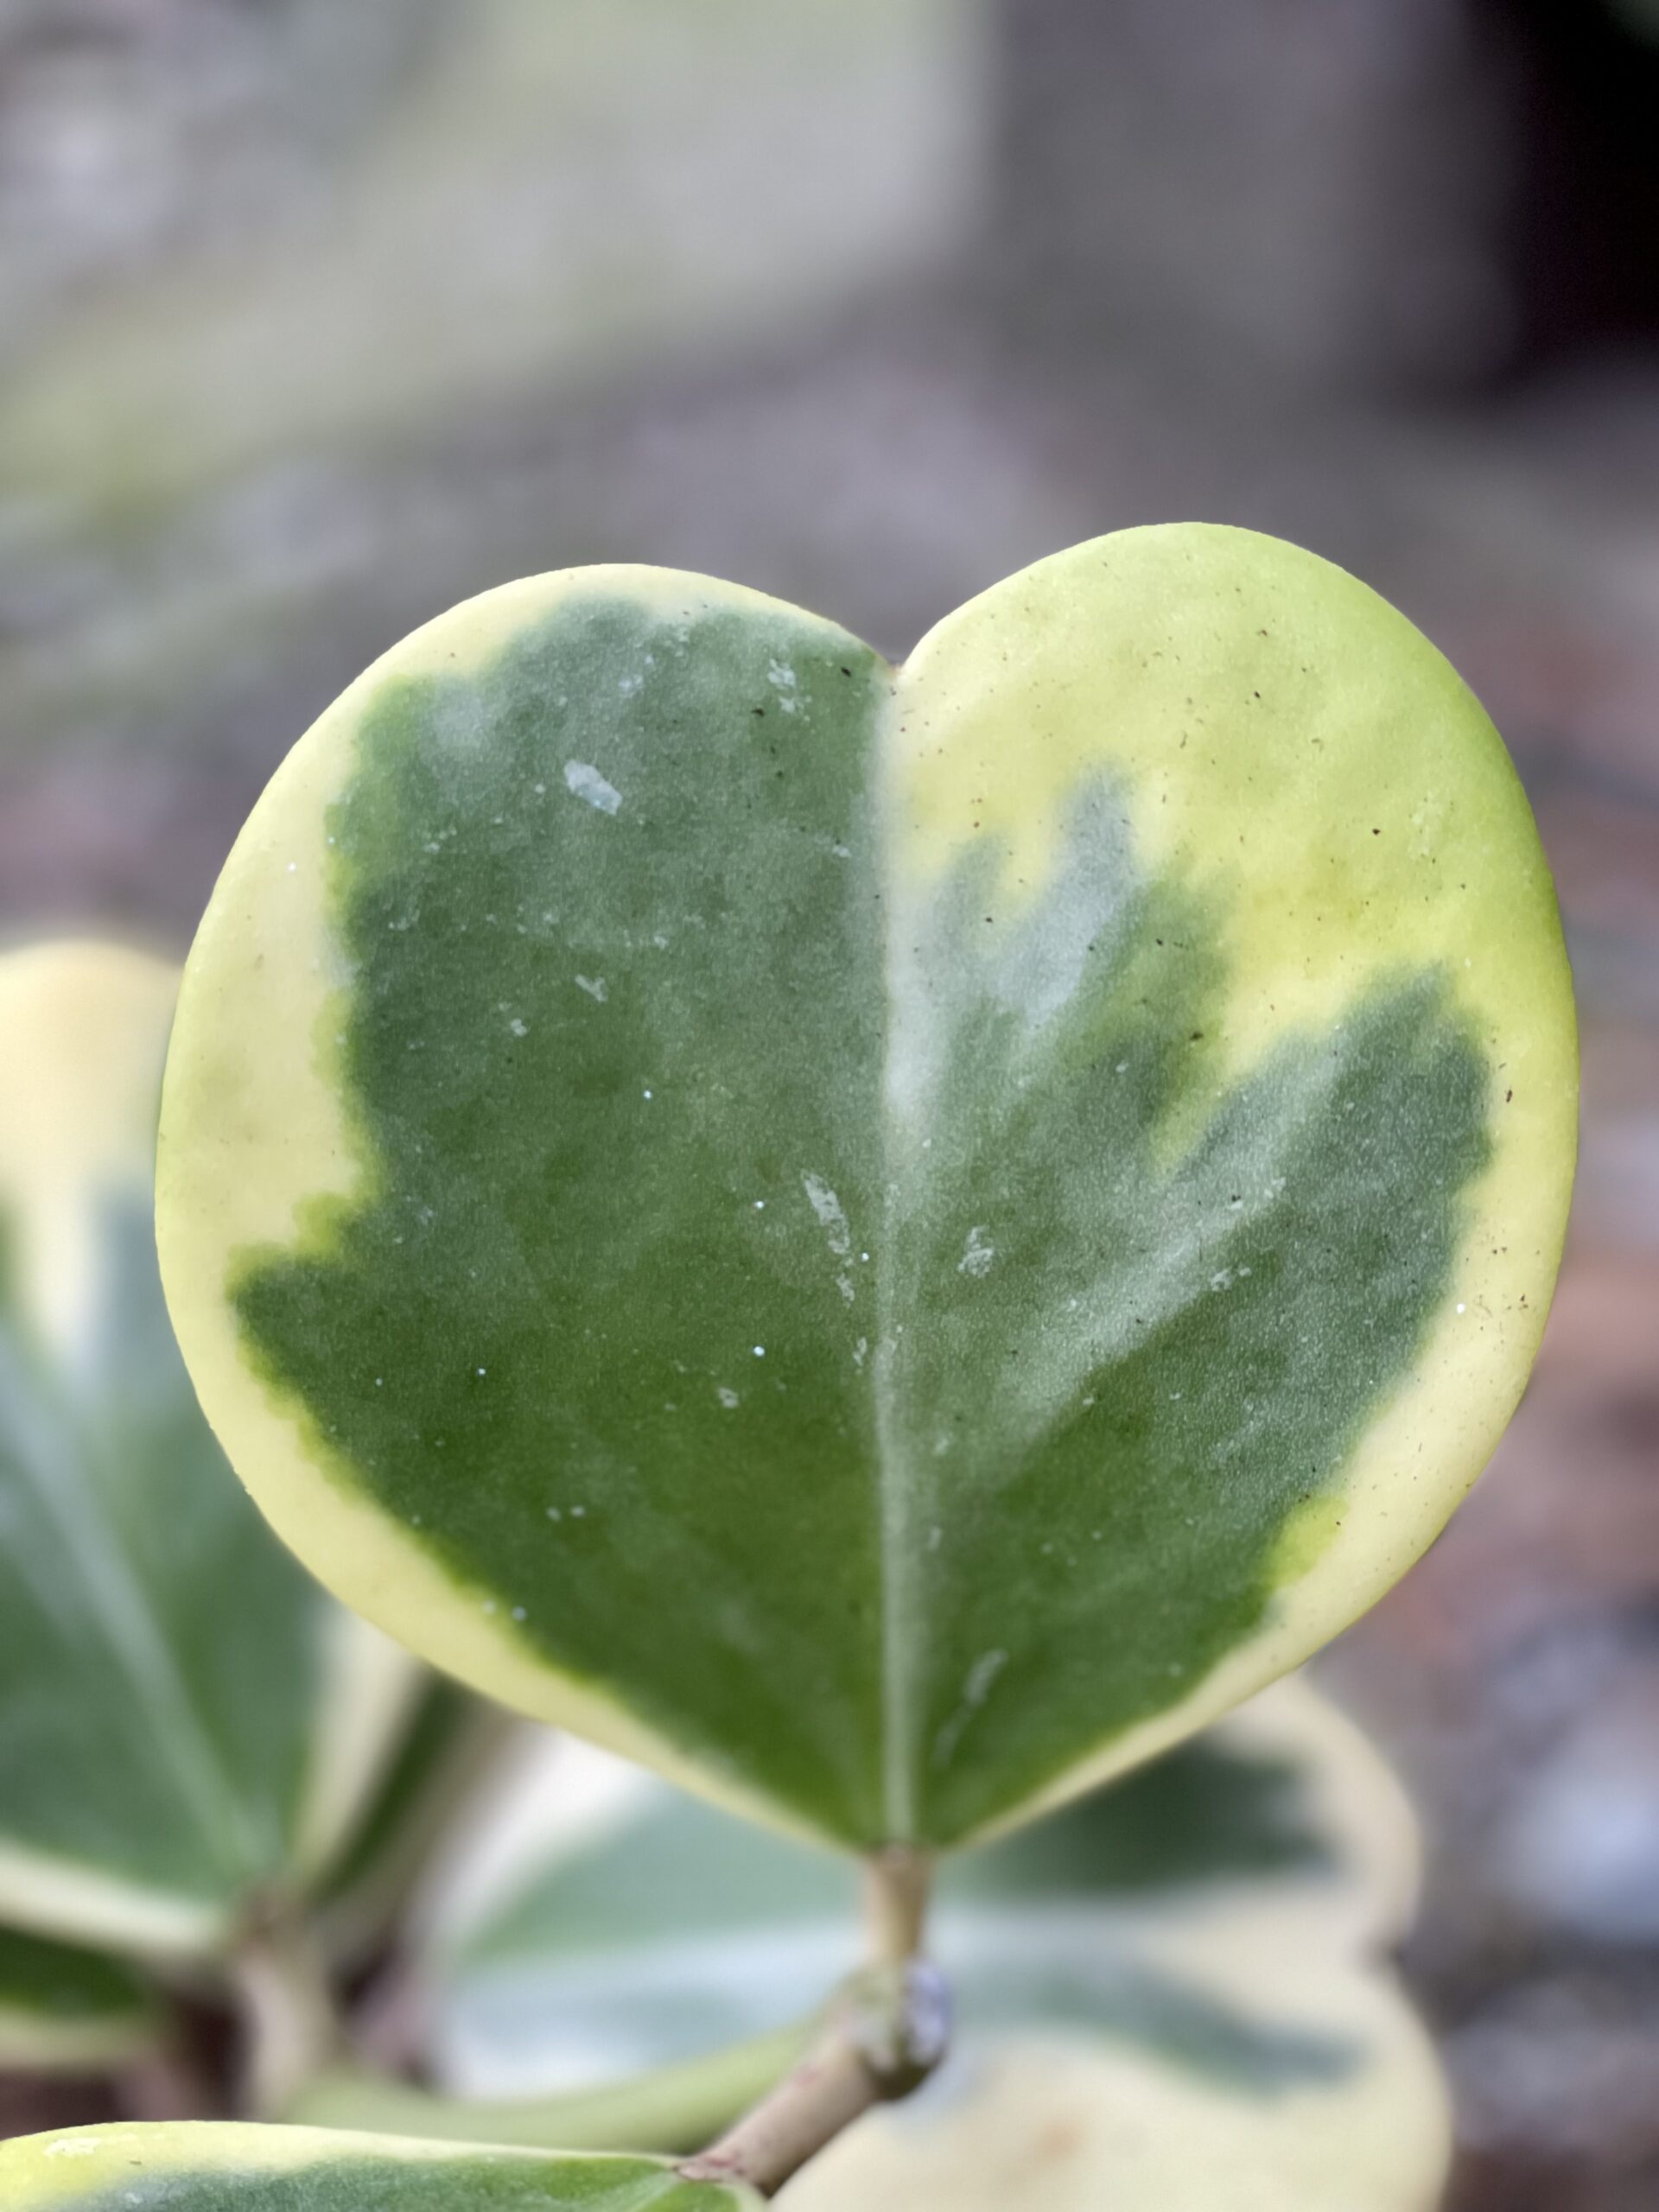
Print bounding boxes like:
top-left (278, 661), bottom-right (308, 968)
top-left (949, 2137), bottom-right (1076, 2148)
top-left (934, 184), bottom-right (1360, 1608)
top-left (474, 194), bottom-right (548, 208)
top-left (958, 1226), bottom-right (995, 1278)
top-left (717, 1386), bottom-right (740, 1409)
top-left (853, 1338), bottom-right (868, 1369)
top-left (802, 1173), bottom-right (852, 1257)
top-left (575, 975), bottom-right (608, 1002)
top-left (933, 1649), bottom-right (1009, 1769)
top-left (753, 1345), bottom-right (766, 1357)
top-left (508, 1016), bottom-right (528, 1037)
top-left (563, 760), bottom-right (623, 814)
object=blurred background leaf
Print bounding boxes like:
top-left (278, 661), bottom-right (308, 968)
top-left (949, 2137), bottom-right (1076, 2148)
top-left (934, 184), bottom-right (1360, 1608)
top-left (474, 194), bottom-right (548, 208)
top-left (0, 942), bottom-right (503, 2083)
top-left (293, 1678), bottom-right (1448, 2209)
top-left (0, 1928), bottom-right (157, 2076)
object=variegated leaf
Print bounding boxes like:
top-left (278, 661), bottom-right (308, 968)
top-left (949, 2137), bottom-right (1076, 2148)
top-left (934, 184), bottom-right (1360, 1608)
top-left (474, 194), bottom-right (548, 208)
top-left (0, 944), bottom-right (422, 1963)
top-left (0, 2124), bottom-right (757, 2210)
top-left (157, 526), bottom-right (1576, 1850)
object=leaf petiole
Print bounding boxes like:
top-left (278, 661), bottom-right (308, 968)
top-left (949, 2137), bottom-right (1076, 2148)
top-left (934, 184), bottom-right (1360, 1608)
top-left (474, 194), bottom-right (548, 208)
top-left (677, 1859), bottom-right (950, 2199)
top-left (283, 2022), bottom-right (814, 2155)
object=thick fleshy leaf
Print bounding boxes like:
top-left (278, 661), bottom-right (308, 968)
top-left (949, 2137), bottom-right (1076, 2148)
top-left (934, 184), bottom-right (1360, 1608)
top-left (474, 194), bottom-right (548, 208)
top-left (0, 1928), bottom-right (157, 2075)
top-left (367, 1681), bottom-right (1450, 2209)
top-left (156, 527), bottom-right (1577, 1850)
top-left (0, 944), bottom-right (422, 1961)
top-left (0, 2124), bottom-right (758, 2210)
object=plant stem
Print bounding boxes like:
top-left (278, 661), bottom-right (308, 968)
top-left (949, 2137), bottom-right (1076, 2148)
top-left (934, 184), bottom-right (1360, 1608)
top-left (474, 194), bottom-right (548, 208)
top-left (677, 1910), bottom-right (950, 2198)
top-left (229, 1901), bottom-right (343, 2119)
top-left (677, 1962), bottom-right (950, 2198)
top-left (863, 1845), bottom-right (933, 1966)
top-left (285, 2024), bottom-right (812, 2153)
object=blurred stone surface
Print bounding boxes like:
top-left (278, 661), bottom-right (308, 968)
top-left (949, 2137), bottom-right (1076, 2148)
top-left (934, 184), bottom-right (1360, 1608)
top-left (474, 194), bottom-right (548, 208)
top-left (994, 0), bottom-right (1522, 391)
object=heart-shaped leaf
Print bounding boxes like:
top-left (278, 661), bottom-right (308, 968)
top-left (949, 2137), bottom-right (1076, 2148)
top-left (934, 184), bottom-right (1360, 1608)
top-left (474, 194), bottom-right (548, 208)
top-left (308, 1678), bottom-right (1448, 2209)
top-left (157, 526), bottom-right (1576, 1851)
top-left (0, 1929), bottom-right (156, 2076)
top-left (0, 2124), bottom-right (758, 2210)
top-left (0, 944), bottom-right (425, 1962)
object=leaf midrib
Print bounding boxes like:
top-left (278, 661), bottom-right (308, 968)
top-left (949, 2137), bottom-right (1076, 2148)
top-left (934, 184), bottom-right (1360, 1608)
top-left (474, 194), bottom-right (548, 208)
top-left (870, 659), bottom-right (921, 1844)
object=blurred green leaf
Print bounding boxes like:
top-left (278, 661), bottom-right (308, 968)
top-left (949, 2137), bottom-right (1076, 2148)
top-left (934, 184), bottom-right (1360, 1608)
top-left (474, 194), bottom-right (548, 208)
top-left (0, 944), bottom-right (427, 1969)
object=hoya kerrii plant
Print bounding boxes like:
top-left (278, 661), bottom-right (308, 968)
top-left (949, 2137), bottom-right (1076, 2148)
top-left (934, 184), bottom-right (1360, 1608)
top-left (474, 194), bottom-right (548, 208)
top-left (0, 933), bottom-right (1445, 2209)
top-left (3, 523), bottom-right (1576, 2206)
